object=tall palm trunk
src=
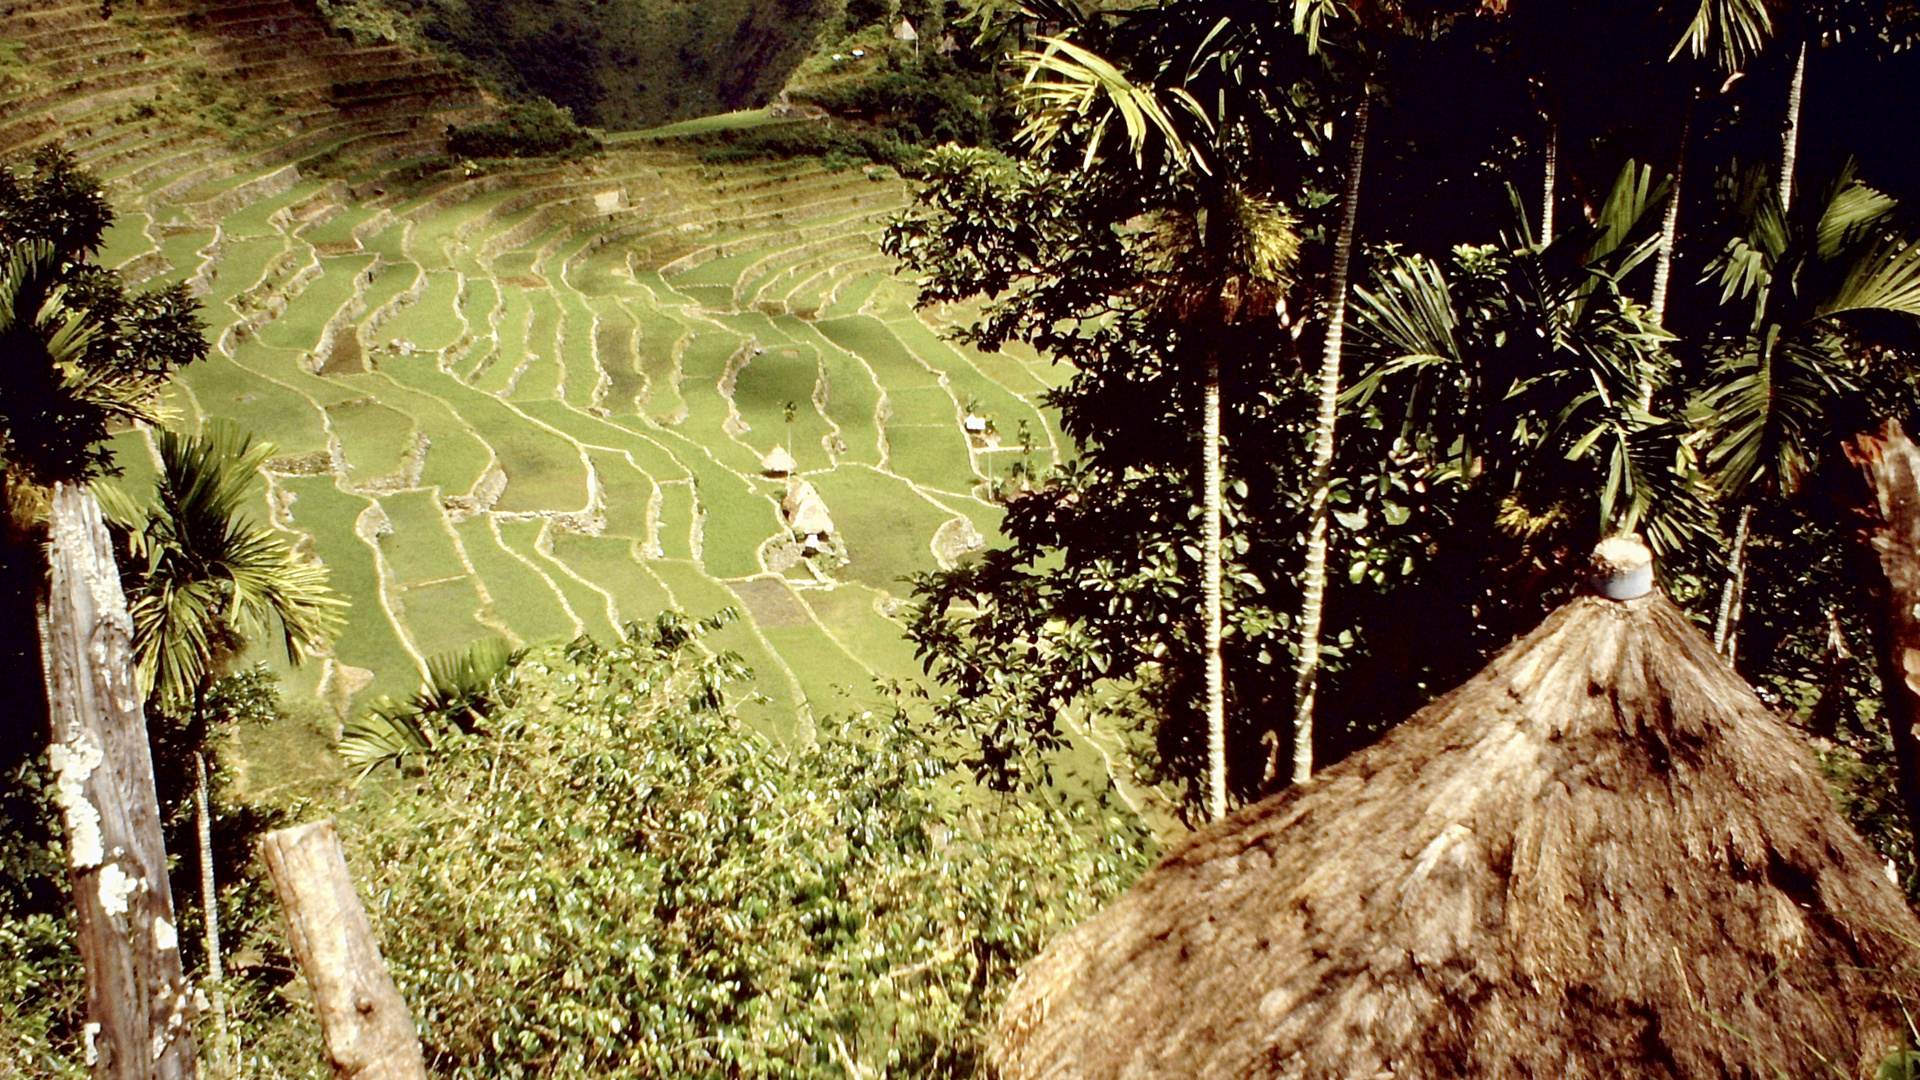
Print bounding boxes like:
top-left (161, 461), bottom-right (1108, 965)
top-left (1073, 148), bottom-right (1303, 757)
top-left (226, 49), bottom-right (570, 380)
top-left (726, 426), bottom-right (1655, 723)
top-left (1540, 116), bottom-right (1557, 243)
top-left (1649, 103), bottom-right (1692, 328)
top-left (1716, 42), bottom-right (1807, 659)
top-left (1291, 93), bottom-right (1370, 784)
top-left (193, 685), bottom-right (230, 1076)
top-left (1712, 503), bottom-right (1755, 657)
top-left (1778, 40), bottom-right (1807, 216)
top-left (1202, 354), bottom-right (1227, 820)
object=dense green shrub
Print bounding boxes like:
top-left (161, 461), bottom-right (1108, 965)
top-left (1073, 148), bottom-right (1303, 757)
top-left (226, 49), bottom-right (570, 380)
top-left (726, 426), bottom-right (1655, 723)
top-left (0, 881), bottom-right (83, 1079)
top-left (342, 612), bottom-right (1151, 1079)
top-left (794, 58), bottom-right (1000, 147)
top-left (698, 122), bottom-right (918, 171)
top-left (447, 101), bottom-right (602, 160)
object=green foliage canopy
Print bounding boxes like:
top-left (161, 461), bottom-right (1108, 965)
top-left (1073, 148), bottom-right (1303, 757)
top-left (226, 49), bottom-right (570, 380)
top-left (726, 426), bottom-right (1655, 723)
top-left (447, 101), bottom-right (602, 161)
top-left (0, 151), bottom-right (205, 490)
top-left (341, 614), bottom-right (1150, 1079)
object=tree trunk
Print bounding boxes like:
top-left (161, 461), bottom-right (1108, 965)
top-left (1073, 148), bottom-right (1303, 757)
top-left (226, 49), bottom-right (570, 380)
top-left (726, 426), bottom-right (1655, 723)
top-left (40, 482), bottom-right (198, 1080)
top-left (1202, 354), bottom-right (1227, 821)
top-left (1716, 48), bottom-right (1808, 652)
top-left (1649, 101), bottom-right (1692, 329)
top-left (259, 819), bottom-right (427, 1080)
top-left (1712, 503), bottom-right (1754, 659)
top-left (194, 750), bottom-right (230, 1076)
top-left (1539, 116), bottom-right (1557, 244)
top-left (1853, 421), bottom-right (1920, 879)
top-left (1290, 93), bottom-right (1370, 785)
top-left (1779, 40), bottom-right (1807, 216)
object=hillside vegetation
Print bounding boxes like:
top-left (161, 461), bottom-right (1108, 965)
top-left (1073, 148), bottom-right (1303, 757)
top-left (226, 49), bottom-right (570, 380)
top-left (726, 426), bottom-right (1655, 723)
top-left (0, 0), bottom-right (1151, 1072)
top-left (314, 0), bottom-right (839, 128)
top-left (0, 0), bottom-right (1079, 749)
top-left (20, 0), bottom-right (1920, 1077)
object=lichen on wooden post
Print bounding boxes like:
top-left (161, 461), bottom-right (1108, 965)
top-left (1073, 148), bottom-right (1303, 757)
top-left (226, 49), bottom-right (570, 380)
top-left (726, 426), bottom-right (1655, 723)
top-left (1853, 420), bottom-right (1920, 870)
top-left (40, 482), bottom-right (198, 1080)
top-left (259, 819), bottom-right (427, 1080)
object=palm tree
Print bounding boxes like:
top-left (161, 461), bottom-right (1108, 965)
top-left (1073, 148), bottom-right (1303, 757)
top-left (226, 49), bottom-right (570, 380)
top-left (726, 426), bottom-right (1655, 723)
top-left (99, 421), bottom-right (344, 1070)
top-left (1692, 162), bottom-right (1920, 657)
top-left (1288, 89), bottom-right (1370, 785)
top-left (1018, 30), bottom-right (1303, 819)
top-left (1690, 0), bottom-right (1920, 655)
top-left (1284, 0), bottom-right (1391, 784)
top-left (1346, 162), bottom-right (1705, 590)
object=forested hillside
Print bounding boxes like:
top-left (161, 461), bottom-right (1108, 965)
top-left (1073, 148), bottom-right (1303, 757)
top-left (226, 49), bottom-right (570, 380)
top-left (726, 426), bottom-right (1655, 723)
top-left (313, 0), bottom-right (847, 127)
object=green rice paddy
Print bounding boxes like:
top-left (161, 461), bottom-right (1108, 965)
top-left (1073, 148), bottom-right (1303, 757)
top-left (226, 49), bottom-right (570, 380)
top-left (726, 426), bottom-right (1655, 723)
top-left (99, 132), bottom-right (1066, 744)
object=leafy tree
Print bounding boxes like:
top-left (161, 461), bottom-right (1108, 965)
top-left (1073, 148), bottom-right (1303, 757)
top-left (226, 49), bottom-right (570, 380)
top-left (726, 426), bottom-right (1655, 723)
top-left (890, 0), bottom-right (1546, 809)
top-left (0, 157), bottom-right (214, 1065)
top-left (0, 240), bottom-right (109, 531)
top-left (0, 149), bottom-right (208, 789)
top-left (446, 101), bottom-right (602, 160)
top-left (1349, 164), bottom-right (1705, 562)
top-left (0, 150), bottom-right (205, 506)
top-left (1013, 25), bottom-right (1301, 818)
top-left (337, 613), bottom-right (1150, 1080)
top-left (892, 137), bottom-right (1392, 808)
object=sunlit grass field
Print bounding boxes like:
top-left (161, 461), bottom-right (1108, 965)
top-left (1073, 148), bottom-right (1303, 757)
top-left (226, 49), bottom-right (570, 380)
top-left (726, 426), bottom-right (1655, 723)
top-left (87, 106), bottom-right (1069, 745)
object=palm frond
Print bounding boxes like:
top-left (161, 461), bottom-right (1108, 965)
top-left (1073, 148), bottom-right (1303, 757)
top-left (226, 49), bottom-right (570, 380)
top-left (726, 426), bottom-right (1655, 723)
top-left (1669, 0), bottom-right (1772, 71)
top-left (1292, 0), bottom-right (1340, 53)
top-left (1814, 168), bottom-right (1897, 262)
top-left (1016, 36), bottom-right (1211, 174)
top-left (338, 638), bottom-right (521, 777)
top-left (338, 697), bottom-right (440, 777)
top-left (1819, 237), bottom-right (1920, 320)
top-left (2, 240), bottom-right (103, 372)
top-left (1566, 405), bottom-right (1707, 554)
top-left (1704, 167), bottom-right (1789, 307)
top-left (0, 240), bottom-right (58, 332)
top-left (1690, 331), bottom-right (1852, 500)
top-left (1589, 160), bottom-right (1668, 271)
top-left (126, 577), bottom-right (226, 708)
top-left (116, 422), bottom-right (345, 708)
top-left (1352, 255), bottom-right (1462, 367)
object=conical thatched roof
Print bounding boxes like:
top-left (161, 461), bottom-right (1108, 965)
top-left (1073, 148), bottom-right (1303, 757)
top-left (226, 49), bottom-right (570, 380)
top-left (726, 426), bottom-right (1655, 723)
top-left (761, 444), bottom-right (797, 476)
top-left (998, 590), bottom-right (1920, 1080)
top-left (782, 480), bottom-right (833, 537)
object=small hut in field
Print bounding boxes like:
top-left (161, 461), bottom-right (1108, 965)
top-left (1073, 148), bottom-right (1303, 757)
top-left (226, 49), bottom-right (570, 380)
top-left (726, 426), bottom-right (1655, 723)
top-left (782, 480), bottom-right (834, 547)
top-left (997, 540), bottom-right (1920, 1080)
top-left (760, 444), bottom-right (797, 477)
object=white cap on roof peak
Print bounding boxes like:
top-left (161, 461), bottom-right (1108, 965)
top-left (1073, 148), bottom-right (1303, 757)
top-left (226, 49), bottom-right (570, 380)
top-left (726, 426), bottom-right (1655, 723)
top-left (1590, 534), bottom-right (1654, 600)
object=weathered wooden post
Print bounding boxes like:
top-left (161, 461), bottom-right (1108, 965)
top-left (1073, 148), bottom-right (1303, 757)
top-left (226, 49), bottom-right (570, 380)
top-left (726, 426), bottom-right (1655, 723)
top-left (1856, 421), bottom-right (1920, 872)
top-left (259, 819), bottom-right (427, 1080)
top-left (40, 482), bottom-right (198, 1080)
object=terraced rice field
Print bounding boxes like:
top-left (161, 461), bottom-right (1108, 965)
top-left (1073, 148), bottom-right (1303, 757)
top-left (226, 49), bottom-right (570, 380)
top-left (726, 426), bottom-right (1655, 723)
top-left (7, 0), bottom-right (1074, 738)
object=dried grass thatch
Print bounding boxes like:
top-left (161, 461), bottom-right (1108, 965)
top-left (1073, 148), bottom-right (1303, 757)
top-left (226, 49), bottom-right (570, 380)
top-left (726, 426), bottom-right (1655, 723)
top-left (782, 480), bottom-right (833, 537)
top-left (998, 591), bottom-right (1920, 1080)
top-left (761, 445), bottom-right (797, 476)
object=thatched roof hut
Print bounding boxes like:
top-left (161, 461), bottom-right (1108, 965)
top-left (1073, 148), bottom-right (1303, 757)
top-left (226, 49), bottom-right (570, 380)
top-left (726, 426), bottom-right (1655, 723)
top-left (782, 480), bottom-right (833, 538)
top-left (998, 574), bottom-right (1920, 1080)
top-left (761, 444), bottom-right (797, 477)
